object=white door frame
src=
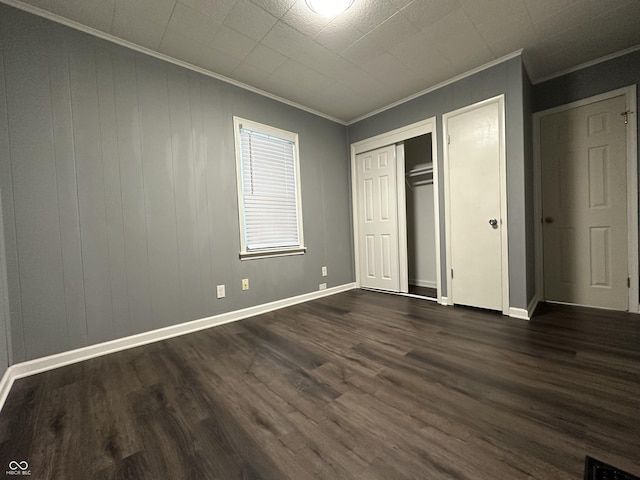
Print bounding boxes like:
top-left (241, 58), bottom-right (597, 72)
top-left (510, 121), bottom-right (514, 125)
top-left (350, 117), bottom-right (443, 303)
top-left (443, 95), bottom-right (510, 315)
top-left (533, 85), bottom-right (639, 313)
top-left (395, 142), bottom-right (408, 294)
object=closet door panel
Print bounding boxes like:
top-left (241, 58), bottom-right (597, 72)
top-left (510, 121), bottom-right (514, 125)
top-left (356, 146), bottom-right (400, 292)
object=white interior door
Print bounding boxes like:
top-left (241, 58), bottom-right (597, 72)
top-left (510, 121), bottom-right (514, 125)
top-left (541, 95), bottom-right (628, 310)
top-left (356, 145), bottom-right (400, 291)
top-left (445, 99), bottom-right (504, 311)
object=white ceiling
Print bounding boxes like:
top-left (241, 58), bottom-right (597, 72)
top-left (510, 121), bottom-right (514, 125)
top-left (9, 0), bottom-right (640, 123)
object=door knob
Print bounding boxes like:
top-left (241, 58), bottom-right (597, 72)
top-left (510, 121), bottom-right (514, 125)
top-left (489, 218), bottom-right (498, 227)
top-left (544, 217), bottom-right (554, 223)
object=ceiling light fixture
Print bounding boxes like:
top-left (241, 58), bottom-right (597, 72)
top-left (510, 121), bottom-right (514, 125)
top-left (305, 0), bottom-right (354, 17)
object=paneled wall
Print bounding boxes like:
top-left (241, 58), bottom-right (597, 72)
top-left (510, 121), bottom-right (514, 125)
top-left (0, 4), bottom-right (353, 363)
top-left (0, 189), bottom-right (8, 378)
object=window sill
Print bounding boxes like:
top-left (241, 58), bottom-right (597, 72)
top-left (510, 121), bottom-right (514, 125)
top-left (239, 247), bottom-right (306, 260)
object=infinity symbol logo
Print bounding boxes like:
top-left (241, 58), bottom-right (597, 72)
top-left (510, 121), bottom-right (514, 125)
top-left (8, 461), bottom-right (29, 470)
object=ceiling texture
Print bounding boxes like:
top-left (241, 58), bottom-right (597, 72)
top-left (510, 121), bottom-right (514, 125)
top-left (5, 0), bottom-right (640, 123)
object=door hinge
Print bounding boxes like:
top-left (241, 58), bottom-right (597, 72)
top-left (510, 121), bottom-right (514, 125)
top-left (628, 277), bottom-right (631, 288)
top-left (447, 135), bottom-right (451, 145)
top-left (451, 268), bottom-right (454, 279)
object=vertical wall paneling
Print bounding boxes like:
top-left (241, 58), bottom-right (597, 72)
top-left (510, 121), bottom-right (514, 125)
top-left (188, 74), bottom-right (215, 315)
top-left (167, 65), bottom-right (204, 322)
top-left (136, 57), bottom-right (182, 328)
top-left (112, 52), bottom-right (153, 335)
top-left (523, 68), bottom-right (536, 305)
top-left (0, 107), bottom-right (11, 372)
top-left (504, 58), bottom-right (527, 309)
top-left (0, 4), bottom-right (353, 362)
top-left (0, 23), bottom-right (19, 365)
top-left (299, 124), bottom-right (326, 291)
top-left (3, 13), bottom-right (67, 358)
top-left (47, 24), bottom-right (89, 349)
top-left (201, 82), bottom-right (235, 311)
top-left (68, 37), bottom-right (115, 344)
top-left (3, 13), bottom-right (68, 358)
top-left (96, 45), bottom-right (131, 339)
top-left (320, 123), bottom-right (354, 283)
top-left (0, 189), bottom-right (10, 373)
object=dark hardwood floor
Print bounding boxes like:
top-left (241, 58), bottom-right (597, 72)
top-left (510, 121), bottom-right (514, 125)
top-left (1, 289), bottom-right (639, 479)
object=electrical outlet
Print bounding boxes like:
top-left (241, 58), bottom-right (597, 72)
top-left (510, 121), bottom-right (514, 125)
top-left (216, 285), bottom-right (225, 299)
top-left (319, 283), bottom-right (327, 290)
top-left (321, 266), bottom-right (327, 277)
top-left (242, 278), bottom-right (249, 291)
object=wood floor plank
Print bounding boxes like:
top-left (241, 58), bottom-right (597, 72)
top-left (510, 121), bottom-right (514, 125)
top-left (1, 290), bottom-right (640, 479)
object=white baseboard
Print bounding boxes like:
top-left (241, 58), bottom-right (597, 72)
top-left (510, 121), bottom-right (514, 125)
top-left (435, 296), bottom-right (537, 318)
top-left (409, 279), bottom-right (437, 289)
top-left (0, 282), bottom-right (356, 413)
top-left (0, 367), bottom-right (12, 414)
top-left (509, 296), bottom-right (539, 320)
top-left (508, 307), bottom-right (530, 320)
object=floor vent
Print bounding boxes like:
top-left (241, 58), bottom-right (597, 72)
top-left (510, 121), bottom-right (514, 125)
top-left (585, 456), bottom-right (640, 480)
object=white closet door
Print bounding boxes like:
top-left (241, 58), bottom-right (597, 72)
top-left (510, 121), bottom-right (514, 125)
top-left (446, 99), bottom-right (504, 311)
top-left (356, 145), bottom-right (400, 292)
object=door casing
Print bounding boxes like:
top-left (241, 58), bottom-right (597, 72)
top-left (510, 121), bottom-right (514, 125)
top-left (442, 95), bottom-right (510, 315)
top-left (350, 117), bottom-right (442, 303)
top-left (533, 86), bottom-right (639, 313)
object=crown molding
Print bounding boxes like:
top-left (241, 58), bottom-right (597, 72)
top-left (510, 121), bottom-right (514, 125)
top-left (7, 0), bottom-right (637, 133)
top-left (532, 44), bottom-right (640, 85)
top-left (0, 0), bottom-right (348, 125)
top-left (345, 49), bottom-right (524, 125)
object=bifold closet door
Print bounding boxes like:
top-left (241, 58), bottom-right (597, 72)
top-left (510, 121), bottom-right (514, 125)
top-left (446, 99), bottom-right (504, 311)
top-left (356, 145), bottom-right (400, 292)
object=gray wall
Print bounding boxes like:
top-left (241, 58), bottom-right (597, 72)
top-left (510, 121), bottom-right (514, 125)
top-left (0, 187), bottom-right (9, 378)
top-left (523, 68), bottom-right (535, 305)
top-left (0, 36), bottom-right (11, 376)
top-left (0, 4), bottom-right (353, 363)
top-left (532, 50), bottom-right (640, 115)
top-left (348, 56), bottom-right (531, 310)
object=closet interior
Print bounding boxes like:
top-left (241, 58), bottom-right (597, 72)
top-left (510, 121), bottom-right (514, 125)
top-left (403, 134), bottom-right (437, 299)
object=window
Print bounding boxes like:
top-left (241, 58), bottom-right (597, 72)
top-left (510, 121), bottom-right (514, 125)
top-left (234, 117), bottom-right (305, 259)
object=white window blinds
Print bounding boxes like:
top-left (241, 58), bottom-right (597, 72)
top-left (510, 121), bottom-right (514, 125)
top-left (236, 119), bottom-right (304, 257)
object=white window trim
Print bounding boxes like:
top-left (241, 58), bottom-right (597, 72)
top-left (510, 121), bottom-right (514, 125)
top-left (233, 116), bottom-right (306, 260)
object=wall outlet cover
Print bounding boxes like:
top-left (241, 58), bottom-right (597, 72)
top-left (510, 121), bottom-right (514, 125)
top-left (216, 285), bottom-right (225, 299)
top-left (242, 278), bottom-right (249, 290)
top-left (319, 283), bottom-right (327, 290)
top-left (322, 266), bottom-right (327, 276)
